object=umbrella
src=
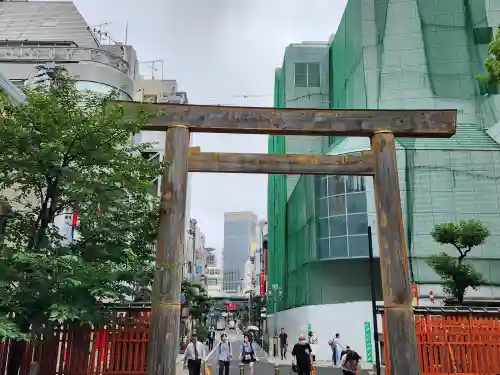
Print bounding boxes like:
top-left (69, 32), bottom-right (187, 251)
top-left (247, 325), bottom-right (259, 331)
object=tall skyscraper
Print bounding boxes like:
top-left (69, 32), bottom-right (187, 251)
top-left (222, 211), bottom-right (258, 294)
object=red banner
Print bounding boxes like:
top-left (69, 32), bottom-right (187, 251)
top-left (259, 273), bottom-right (265, 296)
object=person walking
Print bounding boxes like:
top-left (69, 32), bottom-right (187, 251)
top-left (217, 333), bottom-right (232, 375)
top-left (208, 327), bottom-right (216, 351)
top-left (340, 347), bottom-right (361, 375)
top-left (279, 328), bottom-right (288, 360)
top-left (240, 334), bottom-right (257, 375)
top-left (291, 334), bottom-right (313, 375)
top-left (183, 333), bottom-right (207, 375)
top-left (331, 333), bottom-right (344, 366)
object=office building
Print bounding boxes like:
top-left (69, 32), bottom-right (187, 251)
top-left (133, 78), bottom-right (192, 269)
top-left (193, 227), bottom-right (206, 284)
top-left (223, 212), bottom-right (258, 294)
top-left (205, 248), bottom-right (223, 296)
top-left (0, 0), bottom-right (138, 98)
top-left (0, 0), bottom-right (139, 240)
top-left (268, 0), bottom-right (500, 361)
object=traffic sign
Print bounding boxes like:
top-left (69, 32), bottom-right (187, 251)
top-left (180, 294), bottom-right (185, 304)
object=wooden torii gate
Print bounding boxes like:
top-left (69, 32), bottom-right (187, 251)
top-left (123, 102), bottom-right (456, 375)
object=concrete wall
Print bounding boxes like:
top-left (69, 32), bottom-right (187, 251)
top-left (267, 301), bottom-right (382, 361)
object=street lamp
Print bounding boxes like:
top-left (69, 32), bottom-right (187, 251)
top-left (268, 285), bottom-right (282, 357)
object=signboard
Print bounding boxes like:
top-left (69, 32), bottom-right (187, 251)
top-left (412, 282), bottom-right (419, 307)
top-left (307, 323), bottom-right (312, 343)
top-left (180, 294), bottom-right (185, 304)
top-left (364, 322), bottom-right (373, 362)
top-left (259, 273), bottom-right (265, 296)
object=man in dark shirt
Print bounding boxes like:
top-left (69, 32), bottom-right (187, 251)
top-left (279, 328), bottom-right (288, 360)
top-left (291, 334), bottom-right (312, 375)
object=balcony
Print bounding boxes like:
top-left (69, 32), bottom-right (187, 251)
top-left (0, 44), bottom-right (129, 75)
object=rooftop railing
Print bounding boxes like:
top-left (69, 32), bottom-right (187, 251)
top-left (0, 44), bottom-right (129, 75)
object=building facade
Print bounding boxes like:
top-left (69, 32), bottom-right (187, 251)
top-left (0, 1), bottom-right (138, 99)
top-left (193, 227), bottom-right (206, 284)
top-left (268, 0), bottom-right (500, 361)
top-left (0, 0), bottom-right (140, 240)
top-left (205, 248), bottom-right (223, 296)
top-left (222, 211), bottom-right (258, 294)
top-left (132, 78), bottom-right (192, 270)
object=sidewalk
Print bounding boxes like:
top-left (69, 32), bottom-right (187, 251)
top-left (176, 354), bottom-right (187, 374)
top-left (266, 354), bottom-right (373, 370)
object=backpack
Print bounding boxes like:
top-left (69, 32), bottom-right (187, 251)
top-left (219, 341), bottom-right (231, 357)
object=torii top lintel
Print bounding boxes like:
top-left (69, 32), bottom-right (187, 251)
top-left (118, 101), bottom-right (457, 138)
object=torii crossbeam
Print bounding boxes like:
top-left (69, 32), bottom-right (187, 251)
top-left (118, 100), bottom-right (456, 375)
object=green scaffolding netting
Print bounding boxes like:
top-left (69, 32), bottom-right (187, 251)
top-left (268, 0), bottom-right (500, 312)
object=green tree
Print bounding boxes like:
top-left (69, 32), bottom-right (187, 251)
top-left (426, 219), bottom-right (489, 304)
top-left (479, 25), bottom-right (500, 84)
top-left (0, 69), bottom-right (162, 373)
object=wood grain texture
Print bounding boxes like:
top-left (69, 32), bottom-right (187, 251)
top-left (188, 151), bottom-right (374, 175)
top-left (371, 132), bottom-right (420, 375)
top-left (146, 127), bottom-right (189, 375)
top-left (119, 101), bottom-right (457, 137)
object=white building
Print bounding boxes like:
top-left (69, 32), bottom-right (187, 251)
top-left (0, 1), bottom-right (138, 99)
top-left (205, 248), bottom-right (222, 296)
top-left (0, 0), bottom-right (140, 239)
top-left (132, 78), bottom-right (192, 276)
top-left (193, 227), bottom-right (206, 284)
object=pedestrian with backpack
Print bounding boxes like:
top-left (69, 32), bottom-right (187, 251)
top-left (240, 334), bottom-right (257, 375)
top-left (218, 333), bottom-right (232, 375)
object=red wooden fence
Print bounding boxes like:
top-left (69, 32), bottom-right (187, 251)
top-left (0, 308), bottom-right (152, 375)
top-left (381, 308), bottom-right (500, 375)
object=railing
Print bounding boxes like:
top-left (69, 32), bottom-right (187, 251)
top-left (0, 45), bottom-right (129, 75)
top-left (378, 306), bottom-right (500, 375)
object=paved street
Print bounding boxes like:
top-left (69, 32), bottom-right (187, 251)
top-left (203, 332), bottom-right (370, 375)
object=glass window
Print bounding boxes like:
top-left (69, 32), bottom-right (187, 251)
top-left (318, 238), bottom-right (330, 259)
top-left (317, 198), bottom-right (328, 218)
top-left (329, 215), bottom-right (347, 237)
top-left (346, 176), bottom-right (365, 193)
top-left (316, 177), bottom-right (327, 198)
top-left (329, 195), bottom-right (346, 216)
top-left (328, 176), bottom-right (345, 196)
top-left (76, 81), bottom-right (132, 101)
top-left (330, 236), bottom-right (348, 258)
top-left (294, 62), bottom-right (320, 87)
top-left (318, 218), bottom-right (329, 239)
top-left (348, 235), bottom-right (369, 257)
top-left (224, 221), bottom-right (249, 237)
top-left (347, 213), bottom-right (368, 235)
top-left (294, 63), bottom-right (308, 87)
top-left (307, 63), bottom-right (320, 87)
top-left (346, 192), bottom-right (367, 214)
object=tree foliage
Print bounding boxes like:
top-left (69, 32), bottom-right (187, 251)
top-left (426, 219), bottom-right (489, 303)
top-left (481, 26), bottom-right (500, 85)
top-left (180, 280), bottom-right (212, 320)
top-left (0, 69), bottom-right (162, 339)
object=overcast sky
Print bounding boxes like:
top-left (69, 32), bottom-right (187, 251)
top-left (70, 0), bottom-right (347, 250)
